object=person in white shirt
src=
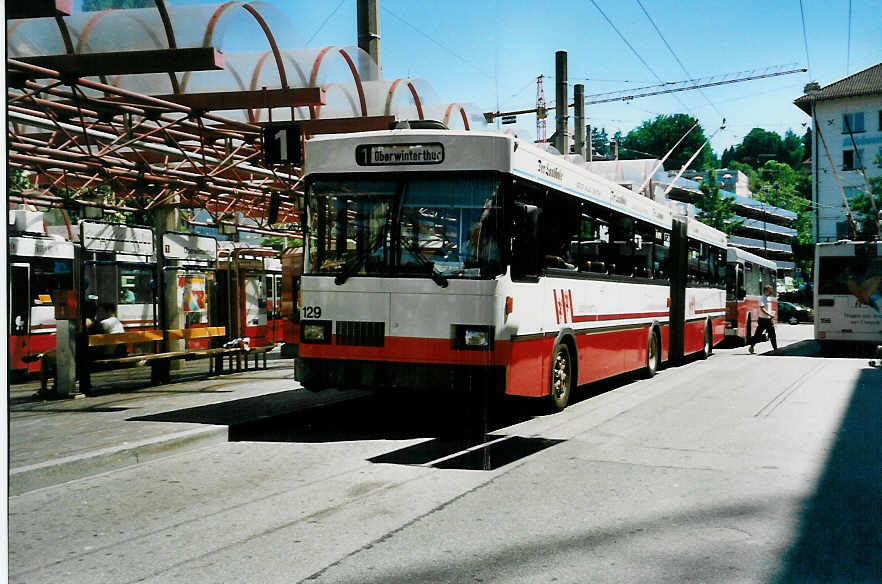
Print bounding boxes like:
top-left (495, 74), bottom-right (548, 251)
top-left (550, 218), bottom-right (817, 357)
top-left (749, 285), bottom-right (777, 353)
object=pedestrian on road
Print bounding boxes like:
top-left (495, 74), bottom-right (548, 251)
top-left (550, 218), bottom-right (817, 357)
top-left (749, 284), bottom-right (777, 353)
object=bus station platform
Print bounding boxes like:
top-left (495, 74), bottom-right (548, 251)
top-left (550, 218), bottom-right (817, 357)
top-left (7, 352), bottom-right (359, 496)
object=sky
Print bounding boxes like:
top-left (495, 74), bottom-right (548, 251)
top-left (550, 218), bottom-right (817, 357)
top-left (73, 0), bottom-right (882, 159)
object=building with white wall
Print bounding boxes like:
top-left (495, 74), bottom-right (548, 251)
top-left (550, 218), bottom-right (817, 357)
top-left (794, 63), bottom-right (882, 242)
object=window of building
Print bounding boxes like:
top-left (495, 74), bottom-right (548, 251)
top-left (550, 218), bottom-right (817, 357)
top-left (878, 110), bottom-right (882, 131)
top-left (843, 149), bottom-right (855, 170)
top-left (842, 112), bottom-right (864, 134)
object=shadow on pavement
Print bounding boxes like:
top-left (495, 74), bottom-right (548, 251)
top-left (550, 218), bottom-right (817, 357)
top-left (772, 366), bottom-right (882, 583)
top-left (762, 340), bottom-right (881, 359)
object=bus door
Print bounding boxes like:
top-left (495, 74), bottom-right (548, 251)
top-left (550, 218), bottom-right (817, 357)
top-left (265, 273), bottom-right (282, 343)
top-left (9, 263), bottom-right (31, 373)
top-left (242, 273), bottom-right (268, 346)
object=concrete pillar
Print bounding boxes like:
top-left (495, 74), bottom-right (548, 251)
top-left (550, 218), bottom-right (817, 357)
top-left (357, 0), bottom-right (380, 77)
top-left (54, 320), bottom-right (78, 397)
top-left (555, 51), bottom-right (568, 156)
top-left (573, 84), bottom-right (585, 159)
top-left (153, 205), bottom-right (184, 375)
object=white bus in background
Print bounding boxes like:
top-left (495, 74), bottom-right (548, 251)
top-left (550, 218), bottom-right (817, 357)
top-left (814, 240), bottom-right (882, 344)
top-left (296, 128), bottom-right (727, 410)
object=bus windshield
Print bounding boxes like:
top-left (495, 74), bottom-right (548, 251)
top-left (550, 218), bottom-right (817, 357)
top-left (817, 255), bottom-right (882, 296)
top-left (306, 175), bottom-right (504, 280)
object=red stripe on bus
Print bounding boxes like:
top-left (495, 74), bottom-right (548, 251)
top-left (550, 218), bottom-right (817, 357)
top-left (695, 308), bottom-right (725, 314)
top-left (572, 310), bottom-right (670, 322)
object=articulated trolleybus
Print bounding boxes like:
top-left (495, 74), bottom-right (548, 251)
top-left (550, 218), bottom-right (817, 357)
top-left (296, 129), bottom-right (727, 410)
top-left (814, 240), bottom-right (882, 344)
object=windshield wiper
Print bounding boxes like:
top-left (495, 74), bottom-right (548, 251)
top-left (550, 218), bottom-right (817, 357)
top-left (400, 237), bottom-right (448, 288)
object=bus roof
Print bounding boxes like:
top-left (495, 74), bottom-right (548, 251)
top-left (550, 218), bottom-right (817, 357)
top-left (305, 129), bottom-right (683, 230)
top-left (815, 240), bottom-right (882, 256)
top-left (727, 245), bottom-right (777, 270)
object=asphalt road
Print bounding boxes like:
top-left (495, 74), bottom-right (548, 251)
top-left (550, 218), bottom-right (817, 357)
top-left (9, 325), bottom-right (881, 583)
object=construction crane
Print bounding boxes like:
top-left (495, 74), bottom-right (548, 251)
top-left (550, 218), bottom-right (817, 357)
top-left (483, 64), bottom-right (807, 129)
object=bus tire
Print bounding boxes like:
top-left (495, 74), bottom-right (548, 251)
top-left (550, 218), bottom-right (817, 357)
top-left (644, 328), bottom-right (661, 378)
top-left (549, 342), bottom-right (573, 411)
top-left (700, 321), bottom-right (712, 359)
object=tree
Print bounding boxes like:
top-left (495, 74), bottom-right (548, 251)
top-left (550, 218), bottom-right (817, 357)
top-left (82, 0), bottom-right (153, 10)
top-left (590, 127), bottom-right (609, 157)
top-left (696, 169), bottom-right (741, 235)
top-left (621, 114), bottom-right (715, 171)
top-left (847, 154), bottom-right (882, 237)
top-left (753, 160), bottom-right (812, 245)
top-left (723, 127), bottom-right (805, 171)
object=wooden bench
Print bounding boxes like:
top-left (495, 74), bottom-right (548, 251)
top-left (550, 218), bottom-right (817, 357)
top-left (83, 326), bottom-right (236, 391)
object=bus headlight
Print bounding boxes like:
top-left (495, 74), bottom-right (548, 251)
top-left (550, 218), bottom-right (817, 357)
top-left (465, 329), bottom-right (489, 347)
top-left (453, 325), bottom-right (494, 350)
top-left (301, 321), bottom-right (331, 344)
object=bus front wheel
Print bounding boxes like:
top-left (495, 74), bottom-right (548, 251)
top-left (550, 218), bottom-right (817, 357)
top-left (549, 343), bottom-right (573, 411)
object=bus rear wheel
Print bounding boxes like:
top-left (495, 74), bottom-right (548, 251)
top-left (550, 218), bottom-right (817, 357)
top-left (549, 343), bottom-right (573, 411)
top-left (644, 329), bottom-right (660, 378)
top-left (700, 322), bottom-right (712, 359)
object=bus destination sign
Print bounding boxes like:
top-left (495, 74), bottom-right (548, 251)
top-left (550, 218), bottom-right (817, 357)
top-left (356, 143), bottom-right (444, 166)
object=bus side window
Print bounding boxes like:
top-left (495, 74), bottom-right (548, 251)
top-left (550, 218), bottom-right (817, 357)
top-left (578, 210), bottom-right (609, 274)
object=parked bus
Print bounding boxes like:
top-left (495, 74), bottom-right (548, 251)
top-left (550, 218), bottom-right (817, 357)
top-left (294, 129), bottom-right (727, 410)
top-left (814, 240), bottom-right (882, 344)
top-left (725, 246), bottom-right (778, 344)
top-left (215, 243), bottom-right (277, 348)
top-left (8, 210), bottom-right (75, 378)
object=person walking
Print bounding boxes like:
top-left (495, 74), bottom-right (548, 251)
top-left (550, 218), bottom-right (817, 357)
top-left (749, 284), bottom-right (777, 353)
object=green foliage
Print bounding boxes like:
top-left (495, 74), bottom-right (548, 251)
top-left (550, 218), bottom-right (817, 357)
top-left (721, 127), bottom-right (805, 171)
top-left (590, 127), bottom-right (609, 157)
top-left (847, 155), bottom-right (882, 236)
top-left (9, 169), bottom-right (31, 192)
top-left (260, 235), bottom-right (302, 251)
top-left (81, 0), bottom-right (153, 10)
top-left (621, 114), bottom-right (714, 171)
top-left (753, 160), bottom-right (812, 245)
top-left (696, 169), bottom-right (741, 236)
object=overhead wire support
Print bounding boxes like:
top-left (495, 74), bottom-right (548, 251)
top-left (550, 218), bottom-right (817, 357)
top-left (582, 66), bottom-right (807, 105)
top-left (482, 66), bottom-right (806, 123)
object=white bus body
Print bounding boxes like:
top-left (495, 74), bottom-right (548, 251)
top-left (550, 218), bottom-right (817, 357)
top-left (297, 130), bottom-right (727, 408)
top-left (814, 240), bottom-right (882, 343)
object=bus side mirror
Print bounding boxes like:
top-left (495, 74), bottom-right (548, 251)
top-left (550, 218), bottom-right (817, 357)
top-left (511, 204), bottom-right (541, 280)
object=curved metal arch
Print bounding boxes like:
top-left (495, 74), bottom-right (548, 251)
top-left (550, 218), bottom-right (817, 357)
top-left (75, 7), bottom-right (177, 90)
top-left (308, 46), bottom-right (367, 119)
top-left (384, 78), bottom-right (425, 120)
top-left (442, 103), bottom-right (470, 130)
top-left (313, 83), bottom-right (360, 120)
top-left (183, 1), bottom-right (287, 93)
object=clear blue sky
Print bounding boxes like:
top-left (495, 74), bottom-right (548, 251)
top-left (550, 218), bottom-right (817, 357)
top-left (77, 0), bottom-right (882, 158)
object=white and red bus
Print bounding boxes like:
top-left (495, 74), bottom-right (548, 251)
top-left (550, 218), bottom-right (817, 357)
top-left (216, 243), bottom-right (277, 348)
top-left (8, 210), bottom-right (76, 379)
top-left (814, 240), bottom-right (882, 344)
top-left (725, 246), bottom-right (778, 344)
top-left (295, 129), bottom-right (727, 409)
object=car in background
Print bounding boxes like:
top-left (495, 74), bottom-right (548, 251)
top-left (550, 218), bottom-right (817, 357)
top-left (778, 301), bottom-right (813, 325)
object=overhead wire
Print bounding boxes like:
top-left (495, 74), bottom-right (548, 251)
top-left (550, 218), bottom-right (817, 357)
top-left (381, 6), bottom-right (495, 80)
top-left (586, 0), bottom-right (694, 114)
top-left (798, 0), bottom-right (813, 79)
top-left (846, 0), bottom-right (852, 74)
top-left (634, 0), bottom-right (725, 121)
top-left (305, 0), bottom-right (347, 46)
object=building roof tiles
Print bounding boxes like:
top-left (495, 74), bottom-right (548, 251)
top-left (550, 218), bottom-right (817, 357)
top-left (794, 62), bottom-right (882, 114)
